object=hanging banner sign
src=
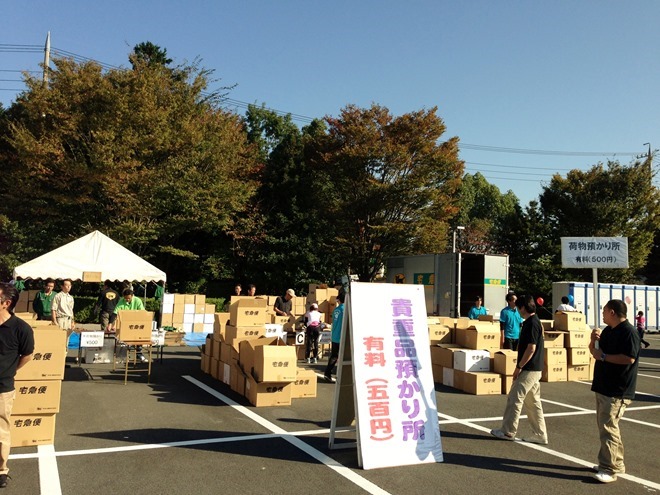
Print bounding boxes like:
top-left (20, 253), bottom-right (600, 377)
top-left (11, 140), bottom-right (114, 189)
top-left (350, 282), bottom-right (443, 470)
top-left (561, 237), bottom-right (629, 269)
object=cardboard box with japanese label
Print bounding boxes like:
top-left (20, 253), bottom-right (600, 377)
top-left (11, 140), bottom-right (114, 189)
top-left (562, 329), bottom-right (590, 348)
top-left (462, 372), bottom-right (502, 395)
top-left (244, 374), bottom-right (292, 407)
top-left (455, 323), bottom-right (500, 350)
top-left (543, 331), bottom-right (565, 349)
top-left (567, 364), bottom-right (590, 381)
top-left (291, 368), bottom-right (317, 398)
top-left (453, 349), bottom-right (490, 373)
top-left (553, 311), bottom-right (586, 331)
top-left (15, 329), bottom-right (67, 381)
top-left (544, 348), bottom-right (567, 365)
top-left (12, 380), bottom-right (62, 414)
top-left (229, 298), bottom-right (268, 327)
top-left (493, 350), bottom-right (518, 375)
top-left (542, 363), bottom-right (567, 382)
top-left (428, 324), bottom-right (452, 344)
top-left (224, 325), bottom-right (266, 350)
top-left (568, 348), bottom-right (590, 366)
top-left (10, 413), bottom-right (56, 447)
top-left (252, 345), bottom-right (297, 383)
top-left (239, 337), bottom-right (279, 375)
top-left (115, 310), bottom-right (154, 342)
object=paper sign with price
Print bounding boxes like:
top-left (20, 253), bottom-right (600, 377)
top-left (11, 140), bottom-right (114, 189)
top-left (80, 331), bottom-right (105, 348)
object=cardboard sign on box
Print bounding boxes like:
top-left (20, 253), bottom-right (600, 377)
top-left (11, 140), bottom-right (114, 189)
top-left (13, 380), bottom-right (62, 414)
top-left (568, 348), bottom-right (590, 366)
top-left (252, 345), bottom-right (297, 383)
top-left (15, 329), bottom-right (67, 381)
top-left (493, 350), bottom-right (518, 375)
top-left (543, 331), bottom-right (565, 348)
top-left (462, 372), bottom-right (502, 395)
top-left (553, 311), bottom-right (586, 331)
top-left (10, 413), bottom-right (56, 447)
top-left (454, 349), bottom-right (490, 372)
top-left (245, 374), bottom-right (292, 407)
top-left (291, 368), bottom-right (317, 398)
top-left (229, 298), bottom-right (268, 327)
top-left (544, 348), bottom-right (567, 365)
top-left (116, 310), bottom-right (154, 342)
top-left (430, 344), bottom-right (462, 368)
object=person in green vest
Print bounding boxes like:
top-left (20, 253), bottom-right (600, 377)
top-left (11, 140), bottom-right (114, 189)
top-left (32, 278), bottom-right (57, 321)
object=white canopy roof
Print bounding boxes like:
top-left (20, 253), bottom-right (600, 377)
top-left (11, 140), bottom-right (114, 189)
top-left (13, 230), bottom-right (166, 282)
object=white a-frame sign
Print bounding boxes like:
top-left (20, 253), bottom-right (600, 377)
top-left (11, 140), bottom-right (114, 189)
top-left (328, 282), bottom-right (443, 469)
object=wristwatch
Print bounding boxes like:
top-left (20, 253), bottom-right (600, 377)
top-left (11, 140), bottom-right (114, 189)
top-left (600, 353), bottom-right (607, 362)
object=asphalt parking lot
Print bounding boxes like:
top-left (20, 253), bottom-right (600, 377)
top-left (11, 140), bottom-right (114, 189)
top-left (7, 333), bottom-right (660, 495)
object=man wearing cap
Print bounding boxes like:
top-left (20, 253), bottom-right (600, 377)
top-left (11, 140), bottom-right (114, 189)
top-left (304, 303), bottom-right (323, 363)
top-left (274, 289), bottom-right (295, 317)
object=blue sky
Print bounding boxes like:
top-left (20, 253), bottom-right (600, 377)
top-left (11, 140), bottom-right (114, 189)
top-left (3, 1), bottom-right (659, 205)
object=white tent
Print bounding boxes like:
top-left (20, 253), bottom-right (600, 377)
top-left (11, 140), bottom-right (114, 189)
top-left (13, 230), bottom-right (166, 282)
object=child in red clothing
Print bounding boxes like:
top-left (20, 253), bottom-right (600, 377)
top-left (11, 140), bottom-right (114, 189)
top-left (636, 311), bottom-right (650, 348)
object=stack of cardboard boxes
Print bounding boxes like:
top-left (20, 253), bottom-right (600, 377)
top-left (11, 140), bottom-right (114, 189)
top-left (11, 317), bottom-right (67, 447)
top-left (14, 291), bottom-right (39, 314)
top-left (200, 298), bottom-right (317, 406)
top-left (430, 310), bottom-right (596, 395)
top-left (160, 293), bottom-right (215, 335)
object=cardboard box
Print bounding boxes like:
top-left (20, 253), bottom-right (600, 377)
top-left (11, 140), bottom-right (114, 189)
top-left (184, 294), bottom-right (195, 304)
top-left (442, 367), bottom-right (454, 387)
top-left (428, 324), bottom-right (452, 344)
top-left (173, 294), bottom-right (185, 306)
top-left (160, 313), bottom-right (174, 327)
top-left (567, 364), bottom-right (590, 381)
top-left (456, 323), bottom-right (500, 350)
top-left (544, 348), bottom-right (567, 365)
top-left (116, 310), bottom-right (154, 342)
top-left (455, 318), bottom-right (471, 329)
top-left (200, 354), bottom-right (211, 374)
top-left (454, 349), bottom-right (490, 372)
top-left (453, 369), bottom-right (466, 391)
top-left (245, 374), bottom-right (292, 407)
top-left (493, 350), bottom-right (518, 375)
top-left (205, 304), bottom-right (215, 314)
top-left (13, 380), bottom-right (62, 414)
top-left (184, 304), bottom-right (195, 314)
top-left (231, 364), bottom-right (247, 395)
top-left (163, 293), bottom-right (175, 305)
top-left (252, 345), bottom-right (297, 383)
top-left (213, 313), bottom-right (230, 340)
top-left (239, 337), bottom-right (279, 375)
top-left (10, 413), bottom-right (56, 447)
top-left (210, 358), bottom-right (220, 380)
top-left (540, 320), bottom-right (553, 331)
top-left (193, 322), bottom-right (205, 333)
top-left (291, 368), bottom-right (317, 398)
top-left (568, 347), bottom-right (590, 366)
top-left (195, 294), bottom-right (206, 305)
top-left (562, 329), bottom-right (590, 348)
top-left (542, 363), bottom-right (567, 382)
top-left (502, 375), bottom-right (514, 395)
top-left (229, 298), bottom-right (268, 327)
top-left (431, 364), bottom-right (443, 383)
top-left (211, 338), bottom-right (221, 359)
top-left (220, 342), bottom-right (238, 364)
top-left (430, 344), bottom-right (462, 368)
top-left (15, 330), bottom-right (67, 381)
top-left (221, 362), bottom-right (231, 385)
top-left (271, 315), bottom-right (290, 325)
top-left (553, 311), bottom-right (586, 331)
top-left (462, 372), bottom-right (502, 395)
top-left (225, 325), bottom-right (266, 350)
top-left (477, 314), bottom-right (494, 322)
top-left (543, 331), bottom-right (565, 348)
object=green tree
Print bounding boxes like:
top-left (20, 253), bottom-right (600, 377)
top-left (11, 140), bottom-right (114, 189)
top-left (310, 104), bottom-right (464, 281)
top-left (0, 56), bottom-right (259, 288)
top-left (453, 172), bottom-right (519, 253)
top-left (130, 41), bottom-right (173, 68)
top-left (539, 160), bottom-right (660, 283)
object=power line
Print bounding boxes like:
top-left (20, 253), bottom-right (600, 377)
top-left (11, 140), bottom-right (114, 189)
top-left (459, 143), bottom-right (638, 157)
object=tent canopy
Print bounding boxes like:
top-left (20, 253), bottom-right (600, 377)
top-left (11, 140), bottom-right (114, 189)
top-left (13, 231), bottom-right (166, 283)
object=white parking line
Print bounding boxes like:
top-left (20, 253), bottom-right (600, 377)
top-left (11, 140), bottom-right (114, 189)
top-left (637, 373), bottom-right (660, 379)
top-left (37, 444), bottom-right (62, 495)
top-left (184, 375), bottom-right (394, 495)
top-left (436, 410), bottom-right (660, 490)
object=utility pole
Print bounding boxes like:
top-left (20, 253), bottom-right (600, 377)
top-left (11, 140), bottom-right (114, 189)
top-left (43, 31), bottom-right (51, 85)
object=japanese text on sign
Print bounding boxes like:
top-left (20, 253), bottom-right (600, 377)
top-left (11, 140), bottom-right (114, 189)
top-left (561, 236), bottom-right (629, 269)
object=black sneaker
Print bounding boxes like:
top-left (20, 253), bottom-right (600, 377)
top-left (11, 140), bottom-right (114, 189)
top-left (0, 474), bottom-right (10, 488)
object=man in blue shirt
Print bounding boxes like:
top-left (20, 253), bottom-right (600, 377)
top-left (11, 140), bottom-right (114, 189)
top-left (468, 296), bottom-right (488, 319)
top-left (323, 292), bottom-right (345, 383)
top-left (500, 293), bottom-right (523, 350)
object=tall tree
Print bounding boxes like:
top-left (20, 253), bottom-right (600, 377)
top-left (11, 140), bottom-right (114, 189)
top-left (453, 172), bottom-right (519, 253)
top-left (130, 41), bottom-right (173, 68)
top-left (540, 160), bottom-right (660, 283)
top-left (0, 56), bottom-right (259, 289)
top-left (310, 104), bottom-right (463, 281)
